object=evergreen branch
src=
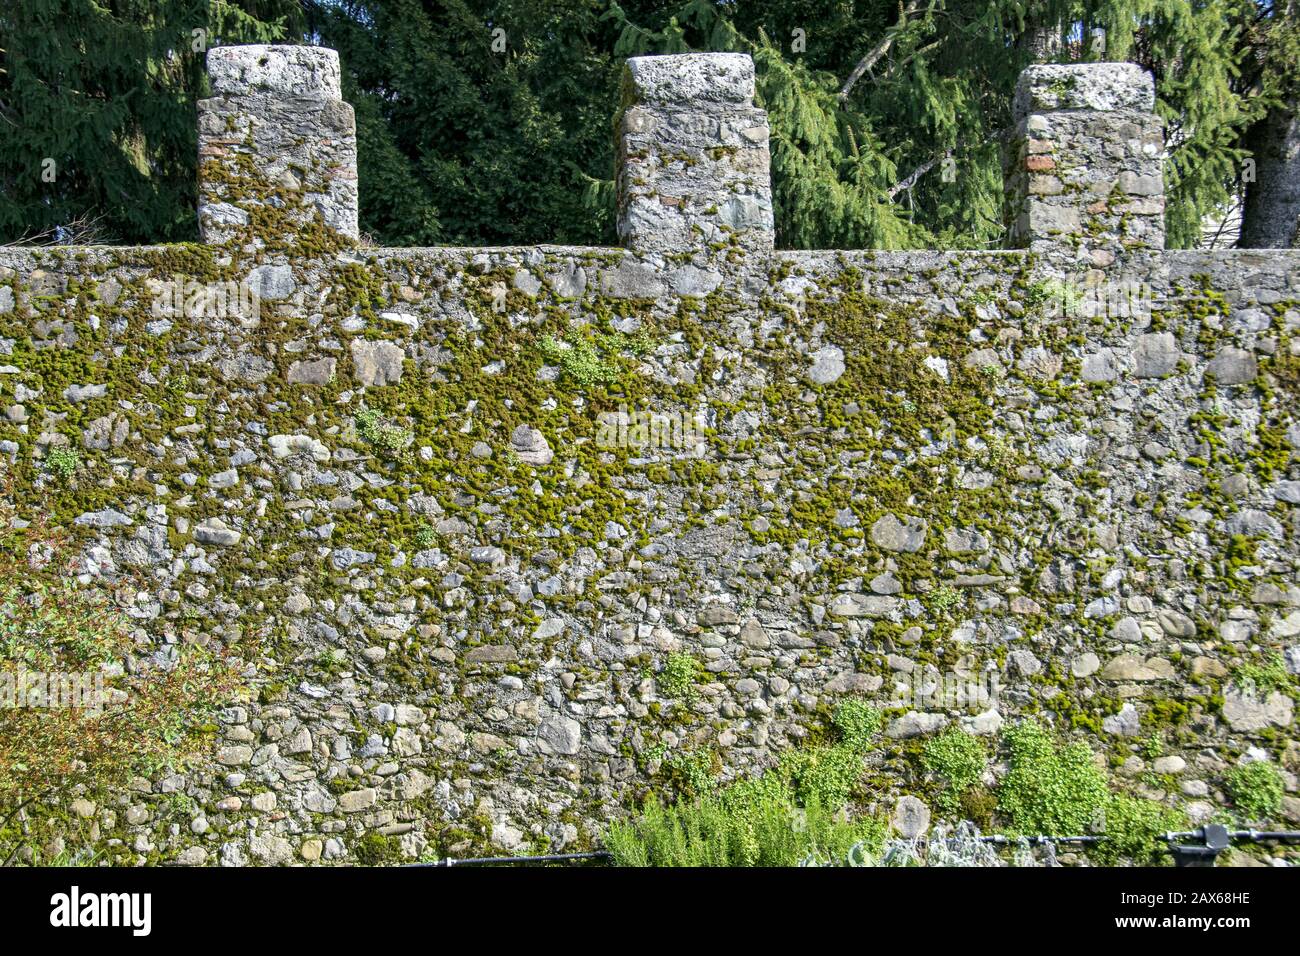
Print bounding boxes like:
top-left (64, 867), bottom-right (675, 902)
top-left (878, 38), bottom-right (945, 83)
top-left (886, 124), bottom-right (1014, 200)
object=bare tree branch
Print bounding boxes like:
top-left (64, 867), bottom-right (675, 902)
top-left (839, 0), bottom-right (926, 102)
top-left (886, 125), bottom-right (1014, 200)
top-left (889, 153), bottom-right (945, 199)
top-left (879, 38), bottom-right (945, 83)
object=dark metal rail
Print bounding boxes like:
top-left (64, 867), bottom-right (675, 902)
top-left (977, 834), bottom-right (1104, 845)
top-left (407, 850), bottom-right (612, 867)
top-left (1158, 825), bottom-right (1300, 866)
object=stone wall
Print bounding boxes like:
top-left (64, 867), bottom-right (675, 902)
top-left (1004, 63), bottom-right (1166, 260)
top-left (0, 47), bottom-right (1296, 865)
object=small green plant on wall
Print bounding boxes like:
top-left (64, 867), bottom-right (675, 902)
top-left (657, 652), bottom-right (702, 699)
top-left (922, 727), bottom-right (987, 813)
top-left (925, 584), bottom-right (962, 618)
top-left (994, 719), bottom-right (1187, 866)
top-left (44, 446), bottom-right (80, 483)
top-left (412, 521), bottom-right (436, 550)
top-left (997, 719), bottom-right (1110, 835)
top-left (1232, 653), bottom-right (1295, 697)
top-left (1224, 762), bottom-right (1284, 821)
top-left (355, 408), bottom-right (413, 459)
top-left (540, 333), bottom-right (618, 388)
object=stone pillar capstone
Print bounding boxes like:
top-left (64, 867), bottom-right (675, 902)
top-left (1005, 63), bottom-right (1165, 264)
top-left (616, 53), bottom-right (775, 260)
top-left (198, 45), bottom-right (359, 248)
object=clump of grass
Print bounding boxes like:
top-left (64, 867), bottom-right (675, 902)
top-left (607, 779), bottom-right (884, 867)
top-left (610, 698), bottom-right (887, 866)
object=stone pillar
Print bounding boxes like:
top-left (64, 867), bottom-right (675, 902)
top-left (616, 53), bottom-right (774, 259)
top-left (198, 45), bottom-right (358, 247)
top-left (1005, 63), bottom-right (1165, 263)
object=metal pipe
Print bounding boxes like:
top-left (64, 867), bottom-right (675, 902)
top-left (1160, 826), bottom-right (1300, 843)
top-left (1234, 831), bottom-right (1300, 841)
top-left (977, 834), bottom-right (1104, 845)
top-left (1164, 827), bottom-right (1300, 842)
top-left (407, 850), bottom-right (612, 867)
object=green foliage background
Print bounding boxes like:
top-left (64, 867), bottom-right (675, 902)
top-left (1, 1), bottom-right (1295, 248)
top-left (0, 1), bottom-right (301, 244)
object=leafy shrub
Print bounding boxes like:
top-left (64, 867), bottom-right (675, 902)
top-left (775, 698), bottom-right (882, 808)
top-left (832, 698), bottom-right (883, 751)
top-left (1091, 795), bottom-right (1185, 866)
top-left (997, 720), bottom-right (1109, 835)
top-left (1023, 278), bottom-right (1083, 316)
top-left (778, 743), bottom-right (867, 810)
top-left (658, 749), bottom-right (718, 800)
top-left (1225, 762), bottom-right (1284, 821)
top-left (923, 728), bottom-right (987, 811)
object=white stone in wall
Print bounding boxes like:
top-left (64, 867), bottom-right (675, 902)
top-left (207, 45), bottom-right (342, 98)
top-left (1013, 62), bottom-right (1155, 118)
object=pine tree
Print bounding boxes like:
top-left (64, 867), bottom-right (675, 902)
top-left (1103, 0), bottom-right (1256, 248)
top-left (605, 1), bottom-right (931, 249)
top-left (307, 0), bottom-right (624, 246)
top-left (0, 1), bottom-right (297, 245)
top-left (2, 1), bottom-right (1286, 250)
top-left (600, 0), bottom-right (1267, 250)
